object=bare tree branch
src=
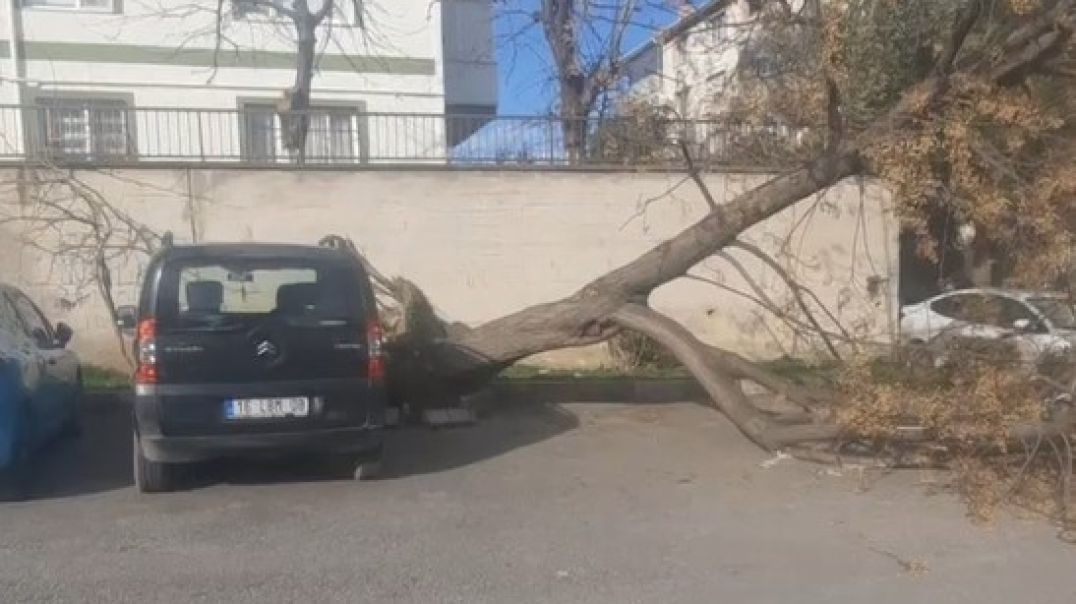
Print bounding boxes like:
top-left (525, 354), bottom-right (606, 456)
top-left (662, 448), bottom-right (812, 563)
top-left (678, 140), bottom-right (718, 211)
top-left (935, 0), bottom-right (984, 76)
top-left (729, 239), bottom-right (844, 359)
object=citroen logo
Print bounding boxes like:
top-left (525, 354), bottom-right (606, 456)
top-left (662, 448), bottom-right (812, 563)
top-left (255, 340), bottom-right (279, 358)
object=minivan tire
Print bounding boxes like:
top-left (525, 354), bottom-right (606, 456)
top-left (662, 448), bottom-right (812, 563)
top-left (133, 434), bottom-right (180, 493)
top-left (353, 458), bottom-right (383, 481)
top-left (351, 445), bottom-right (384, 481)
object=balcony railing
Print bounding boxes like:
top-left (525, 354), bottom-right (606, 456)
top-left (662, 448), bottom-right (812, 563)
top-left (0, 104), bottom-right (803, 168)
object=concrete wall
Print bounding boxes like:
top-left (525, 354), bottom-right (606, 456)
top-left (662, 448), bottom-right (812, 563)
top-left (0, 167), bottom-right (898, 370)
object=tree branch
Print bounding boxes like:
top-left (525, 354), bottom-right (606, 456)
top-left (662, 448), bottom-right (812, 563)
top-left (612, 303), bottom-right (791, 450)
top-left (313, 0), bottom-right (335, 23)
top-left (934, 0), bottom-right (984, 76)
top-left (679, 140), bottom-right (718, 211)
top-left (1002, 0), bottom-right (1074, 53)
top-left (729, 239), bottom-right (844, 359)
top-left (992, 25), bottom-right (1071, 86)
top-left (824, 76), bottom-right (842, 152)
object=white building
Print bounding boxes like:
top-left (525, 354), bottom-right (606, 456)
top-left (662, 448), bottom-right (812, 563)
top-left (621, 0), bottom-right (812, 164)
top-left (0, 0), bottom-right (497, 164)
top-left (622, 0), bottom-right (769, 118)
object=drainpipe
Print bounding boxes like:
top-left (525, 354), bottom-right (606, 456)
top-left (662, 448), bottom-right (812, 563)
top-left (6, 0), bottom-right (26, 156)
top-left (6, 0), bottom-right (32, 202)
top-left (6, 0), bottom-right (24, 101)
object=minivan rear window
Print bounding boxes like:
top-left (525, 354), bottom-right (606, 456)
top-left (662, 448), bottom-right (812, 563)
top-left (156, 257), bottom-right (362, 331)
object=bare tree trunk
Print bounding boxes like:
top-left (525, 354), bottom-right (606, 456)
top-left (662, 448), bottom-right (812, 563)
top-left (560, 91), bottom-right (589, 163)
top-left (278, 3), bottom-right (323, 159)
top-left (256, 0), bottom-right (337, 158)
top-left (538, 1), bottom-right (636, 163)
top-left (405, 150), bottom-right (861, 390)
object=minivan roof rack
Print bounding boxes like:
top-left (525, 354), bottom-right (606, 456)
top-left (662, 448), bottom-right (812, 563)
top-left (318, 234), bottom-right (357, 255)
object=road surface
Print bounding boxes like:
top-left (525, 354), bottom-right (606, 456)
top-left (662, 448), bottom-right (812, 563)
top-left (1, 398), bottom-right (1074, 603)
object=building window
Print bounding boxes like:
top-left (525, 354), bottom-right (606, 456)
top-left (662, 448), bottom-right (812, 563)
top-left (707, 16), bottom-right (728, 47)
top-left (23, 0), bottom-right (115, 11)
top-left (35, 98), bottom-right (133, 160)
top-left (231, 1), bottom-right (359, 25)
top-left (232, 0), bottom-right (282, 19)
top-left (241, 105), bottom-right (278, 162)
top-left (306, 110), bottom-right (357, 161)
top-left (241, 103), bottom-right (361, 163)
top-left (351, 0), bottom-right (365, 27)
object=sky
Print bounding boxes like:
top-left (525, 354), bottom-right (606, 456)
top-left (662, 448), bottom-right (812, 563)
top-left (493, 1), bottom-right (709, 115)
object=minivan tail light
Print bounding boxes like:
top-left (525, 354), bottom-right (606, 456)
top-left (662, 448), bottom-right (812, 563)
top-left (135, 318), bottom-right (159, 384)
top-left (367, 321), bottom-right (386, 385)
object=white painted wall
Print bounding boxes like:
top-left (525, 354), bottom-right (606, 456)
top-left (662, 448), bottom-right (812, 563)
top-left (664, 0), bottom-right (751, 117)
top-left (0, 0), bottom-right (497, 160)
top-left (3, 1), bottom-right (444, 99)
top-left (0, 167), bottom-right (898, 371)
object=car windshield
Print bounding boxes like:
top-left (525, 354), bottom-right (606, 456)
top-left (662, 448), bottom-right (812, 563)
top-left (157, 256), bottom-right (362, 331)
top-left (1029, 297), bottom-right (1076, 330)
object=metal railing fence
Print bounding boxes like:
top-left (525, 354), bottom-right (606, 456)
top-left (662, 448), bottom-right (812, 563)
top-left (0, 104), bottom-right (804, 168)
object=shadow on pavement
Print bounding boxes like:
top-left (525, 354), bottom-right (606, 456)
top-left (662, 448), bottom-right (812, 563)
top-left (383, 403), bottom-right (580, 479)
top-left (187, 402), bottom-right (580, 488)
top-left (17, 401), bottom-right (135, 501)
top-left (7, 395), bottom-right (579, 498)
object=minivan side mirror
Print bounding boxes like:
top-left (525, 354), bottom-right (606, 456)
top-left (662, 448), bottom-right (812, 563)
top-left (54, 322), bottom-right (74, 348)
top-left (116, 305), bottom-right (137, 335)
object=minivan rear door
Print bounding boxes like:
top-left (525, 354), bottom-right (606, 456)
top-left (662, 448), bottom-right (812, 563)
top-left (152, 256), bottom-right (370, 384)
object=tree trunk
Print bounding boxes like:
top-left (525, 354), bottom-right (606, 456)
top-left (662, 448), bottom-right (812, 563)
top-left (278, 7), bottom-right (319, 159)
top-left (560, 78), bottom-right (589, 163)
top-left (403, 150), bottom-right (861, 393)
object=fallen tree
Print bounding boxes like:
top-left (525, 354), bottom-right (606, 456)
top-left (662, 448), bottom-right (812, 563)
top-left (361, 0), bottom-right (1076, 525)
top-left (2, 0), bottom-right (1073, 528)
top-left (384, 3), bottom-right (1071, 389)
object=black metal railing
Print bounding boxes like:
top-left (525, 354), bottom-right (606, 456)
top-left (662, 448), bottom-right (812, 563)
top-left (0, 104), bottom-right (803, 168)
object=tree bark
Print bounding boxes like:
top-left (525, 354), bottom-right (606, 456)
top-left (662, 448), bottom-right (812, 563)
top-left (612, 303), bottom-right (791, 449)
top-left (434, 150), bottom-right (861, 373)
top-left (278, 12), bottom-right (316, 159)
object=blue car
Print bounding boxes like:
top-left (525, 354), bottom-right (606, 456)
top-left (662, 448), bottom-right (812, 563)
top-left (0, 283), bottom-right (81, 487)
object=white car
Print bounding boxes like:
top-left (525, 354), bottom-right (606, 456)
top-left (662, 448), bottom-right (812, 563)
top-left (900, 288), bottom-right (1076, 363)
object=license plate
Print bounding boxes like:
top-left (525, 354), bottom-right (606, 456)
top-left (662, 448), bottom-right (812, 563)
top-left (225, 397), bottom-right (310, 420)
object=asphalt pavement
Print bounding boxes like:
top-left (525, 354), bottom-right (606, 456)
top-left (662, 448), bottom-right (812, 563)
top-left (1, 397), bottom-right (1075, 603)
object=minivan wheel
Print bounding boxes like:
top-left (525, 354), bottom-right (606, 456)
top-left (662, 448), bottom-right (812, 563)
top-left (133, 434), bottom-right (180, 493)
top-left (352, 458), bottom-right (383, 481)
top-left (342, 445), bottom-right (385, 482)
